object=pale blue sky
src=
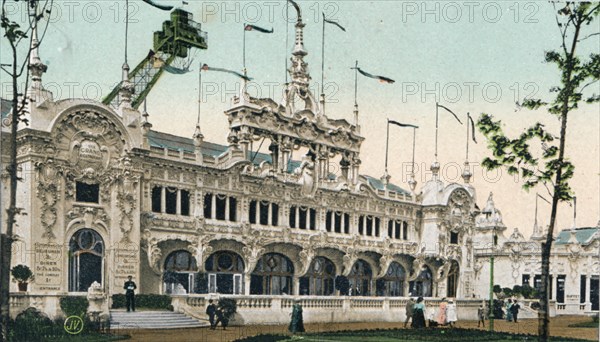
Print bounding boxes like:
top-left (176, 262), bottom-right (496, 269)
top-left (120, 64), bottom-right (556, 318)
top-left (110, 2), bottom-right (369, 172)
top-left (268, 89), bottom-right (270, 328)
top-left (1, 1), bottom-right (599, 237)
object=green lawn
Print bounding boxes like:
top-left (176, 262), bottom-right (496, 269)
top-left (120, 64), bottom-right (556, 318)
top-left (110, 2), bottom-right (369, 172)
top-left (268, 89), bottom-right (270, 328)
top-left (234, 328), bottom-right (595, 342)
top-left (568, 319), bottom-right (600, 328)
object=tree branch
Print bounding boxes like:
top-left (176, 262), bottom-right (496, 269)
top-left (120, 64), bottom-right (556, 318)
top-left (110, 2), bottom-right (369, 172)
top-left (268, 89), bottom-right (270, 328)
top-left (579, 79), bottom-right (599, 94)
top-left (578, 32), bottom-right (600, 42)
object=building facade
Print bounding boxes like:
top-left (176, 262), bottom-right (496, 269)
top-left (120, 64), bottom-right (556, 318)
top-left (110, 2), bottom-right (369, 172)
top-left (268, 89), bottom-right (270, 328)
top-left (2, 6), bottom-right (598, 323)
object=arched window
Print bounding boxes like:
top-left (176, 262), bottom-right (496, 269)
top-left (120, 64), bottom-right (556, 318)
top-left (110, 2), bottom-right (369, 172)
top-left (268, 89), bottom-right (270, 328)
top-left (69, 229), bottom-right (104, 292)
top-left (163, 250), bottom-right (198, 294)
top-left (250, 253), bottom-right (294, 295)
top-left (299, 257), bottom-right (336, 296)
top-left (348, 259), bottom-right (372, 296)
top-left (204, 251), bottom-right (245, 294)
top-left (446, 261), bottom-right (460, 298)
top-left (376, 262), bottom-right (406, 297)
top-left (409, 265), bottom-right (433, 297)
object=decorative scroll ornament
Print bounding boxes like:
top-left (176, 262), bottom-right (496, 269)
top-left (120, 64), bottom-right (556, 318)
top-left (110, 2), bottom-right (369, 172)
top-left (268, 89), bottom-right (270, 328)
top-left (53, 109), bottom-right (128, 188)
top-left (242, 242), bottom-right (265, 274)
top-left (407, 254), bottom-right (426, 282)
top-left (566, 244), bottom-right (582, 279)
top-left (115, 157), bottom-right (139, 242)
top-left (298, 246), bottom-right (315, 277)
top-left (141, 236), bottom-right (163, 275)
top-left (35, 158), bottom-right (61, 239)
top-left (437, 260), bottom-right (453, 280)
top-left (376, 238), bottom-right (394, 278)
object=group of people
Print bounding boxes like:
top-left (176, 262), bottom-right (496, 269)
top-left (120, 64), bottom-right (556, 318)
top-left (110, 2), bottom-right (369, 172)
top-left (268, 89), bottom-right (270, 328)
top-left (205, 299), bottom-right (229, 330)
top-left (475, 299), bottom-right (520, 328)
top-left (505, 299), bottom-right (521, 323)
top-left (404, 297), bottom-right (458, 329)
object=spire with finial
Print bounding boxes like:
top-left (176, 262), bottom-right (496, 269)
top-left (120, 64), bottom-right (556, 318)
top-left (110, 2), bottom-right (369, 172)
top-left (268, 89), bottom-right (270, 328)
top-left (462, 161), bottom-right (472, 183)
top-left (289, 0), bottom-right (308, 85)
top-left (119, 63), bottom-right (134, 108)
top-left (408, 175), bottom-right (417, 193)
top-left (284, 0), bottom-right (318, 116)
top-left (430, 161), bottom-right (440, 181)
top-left (28, 7), bottom-right (47, 90)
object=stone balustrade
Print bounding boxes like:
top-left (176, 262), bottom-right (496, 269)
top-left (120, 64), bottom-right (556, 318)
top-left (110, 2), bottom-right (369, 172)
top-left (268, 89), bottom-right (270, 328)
top-left (9, 293), bottom-right (87, 320)
top-left (172, 295), bottom-right (483, 325)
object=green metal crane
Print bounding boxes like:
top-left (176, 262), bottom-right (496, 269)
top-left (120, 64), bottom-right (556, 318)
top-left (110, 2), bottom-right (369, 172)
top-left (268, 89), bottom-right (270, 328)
top-left (103, 9), bottom-right (207, 109)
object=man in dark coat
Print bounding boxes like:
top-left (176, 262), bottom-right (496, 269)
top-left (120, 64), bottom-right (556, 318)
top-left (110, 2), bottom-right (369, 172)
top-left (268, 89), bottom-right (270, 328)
top-left (206, 299), bottom-right (216, 329)
top-left (510, 301), bottom-right (520, 322)
top-left (124, 275), bottom-right (137, 312)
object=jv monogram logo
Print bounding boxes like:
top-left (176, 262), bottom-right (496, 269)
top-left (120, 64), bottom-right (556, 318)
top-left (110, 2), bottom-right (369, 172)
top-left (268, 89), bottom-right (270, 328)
top-left (63, 315), bottom-right (84, 335)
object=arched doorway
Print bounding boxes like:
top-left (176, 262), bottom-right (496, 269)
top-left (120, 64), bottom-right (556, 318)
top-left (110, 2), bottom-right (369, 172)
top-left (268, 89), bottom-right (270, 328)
top-left (299, 256), bottom-right (336, 296)
top-left (69, 229), bottom-right (104, 292)
top-left (250, 253), bottom-right (294, 295)
top-left (163, 250), bottom-right (198, 294)
top-left (446, 261), bottom-right (460, 298)
top-left (348, 259), bottom-right (372, 296)
top-left (204, 251), bottom-right (245, 294)
top-left (376, 262), bottom-right (406, 297)
top-left (409, 265), bottom-right (433, 297)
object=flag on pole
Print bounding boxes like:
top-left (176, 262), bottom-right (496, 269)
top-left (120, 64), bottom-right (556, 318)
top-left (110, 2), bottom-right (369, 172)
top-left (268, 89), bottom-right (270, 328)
top-left (389, 120), bottom-right (418, 129)
top-left (201, 63), bottom-right (253, 81)
top-left (437, 104), bottom-right (463, 124)
top-left (468, 113), bottom-right (477, 143)
top-left (323, 14), bottom-right (346, 31)
top-left (164, 65), bottom-right (190, 74)
top-left (287, 0), bottom-right (301, 14)
top-left (356, 67), bottom-right (395, 84)
top-left (142, 0), bottom-right (174, 11)
top-left (244, 24), bottom-right (274, 33)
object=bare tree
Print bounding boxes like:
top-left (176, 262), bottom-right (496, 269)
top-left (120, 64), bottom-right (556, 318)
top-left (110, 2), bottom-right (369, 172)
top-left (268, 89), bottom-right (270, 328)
top-left (477, 2), bottom-right (599, 341)
top-left (1, 0), bottom-right (53, 340)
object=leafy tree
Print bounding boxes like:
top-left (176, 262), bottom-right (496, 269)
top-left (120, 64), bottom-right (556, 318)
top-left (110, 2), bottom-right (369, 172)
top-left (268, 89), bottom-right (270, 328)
top-left (512, 285), bottom-right (523, 297)
top-left (477, 3), bottom-right (599, 341)
top-left (1, 1), bottom-right (53, 340)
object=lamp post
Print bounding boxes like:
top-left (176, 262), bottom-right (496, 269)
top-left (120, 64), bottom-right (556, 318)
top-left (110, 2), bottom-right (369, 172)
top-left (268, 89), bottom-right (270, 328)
top-left (488, 228), bottom-right (496, 332)
top-left (482, 205), bottom-right (496, 332)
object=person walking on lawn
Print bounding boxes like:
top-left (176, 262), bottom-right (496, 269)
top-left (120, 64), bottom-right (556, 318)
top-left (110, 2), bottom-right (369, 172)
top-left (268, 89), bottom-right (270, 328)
top-left (510, 300), bottom-right (520, 323)
top-left (477, 304), bottom-right (486, 328)
top-left (446, 299), bottom-right (458, 327)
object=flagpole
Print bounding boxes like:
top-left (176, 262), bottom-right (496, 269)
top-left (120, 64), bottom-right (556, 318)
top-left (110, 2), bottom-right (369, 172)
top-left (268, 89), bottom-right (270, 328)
top-left (243, 23), bottom-right (246, 71)
top-left (321, 12), bottom-right (326, 105)
top-left (125, 0), bottom-right (129, 65)
top-left (197, 64), bottom-right (202, 126)
top-left (285, 2), bottom-right (289, 84)
top-left (466, 112), bottom-right (470, 161)
top-left (435, 102), bottom-right (439, 161)
top-left (354, 60), bottom-right (358, 107)
top-left (385, 119), bottom-right (390, 174)
top-left (412, 127), bottom-right (417, 176)
top-left (535, 193), bottom-right (538, 228)
top-left (573, 196), bottom-right (577, 228)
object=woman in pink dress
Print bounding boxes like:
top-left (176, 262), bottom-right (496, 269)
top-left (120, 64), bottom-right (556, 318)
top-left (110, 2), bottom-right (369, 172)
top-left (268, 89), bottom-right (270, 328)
top-left (436, 298), bottom-right (448, 325)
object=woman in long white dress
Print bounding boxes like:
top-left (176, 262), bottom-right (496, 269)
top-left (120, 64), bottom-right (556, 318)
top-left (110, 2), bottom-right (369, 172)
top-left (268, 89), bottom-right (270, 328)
top-left (446, 299), bottom-right (458, 327)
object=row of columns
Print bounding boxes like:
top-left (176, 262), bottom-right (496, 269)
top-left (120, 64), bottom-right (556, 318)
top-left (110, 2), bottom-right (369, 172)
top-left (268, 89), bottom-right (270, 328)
top-left (155, 187), bottom-right (187, 215)
top-left (149, 187), bottom-right (413, 239)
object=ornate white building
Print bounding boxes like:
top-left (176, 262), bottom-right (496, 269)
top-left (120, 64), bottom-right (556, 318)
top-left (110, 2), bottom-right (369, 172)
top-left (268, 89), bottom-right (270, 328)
top-left (2, 5), bottom-right (598, 324)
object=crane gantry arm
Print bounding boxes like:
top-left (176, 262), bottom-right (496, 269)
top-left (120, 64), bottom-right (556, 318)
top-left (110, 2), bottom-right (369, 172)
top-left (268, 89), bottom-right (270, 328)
top-left (103, 9), bottom-right (207, 109)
